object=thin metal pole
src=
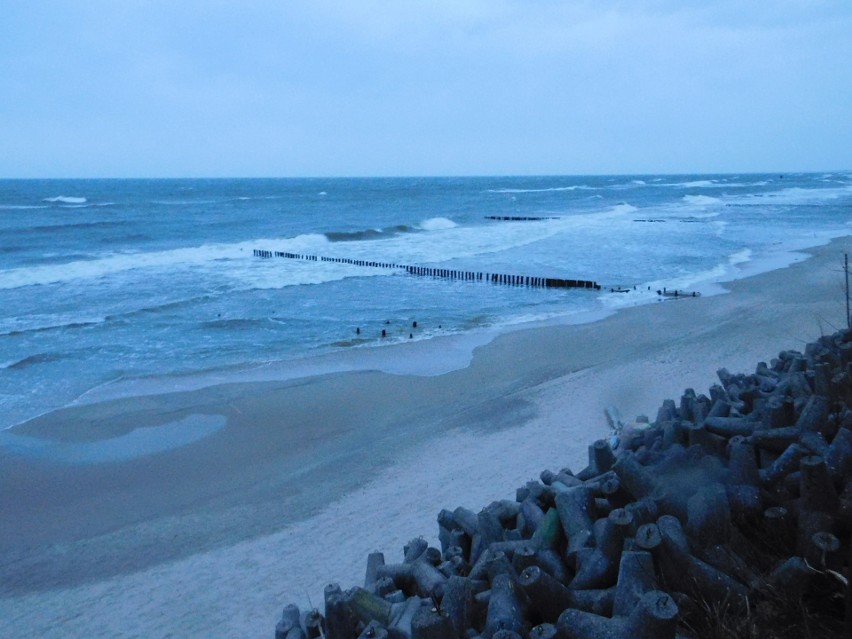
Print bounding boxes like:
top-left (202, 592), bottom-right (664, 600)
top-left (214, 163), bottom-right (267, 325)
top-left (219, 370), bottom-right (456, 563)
top-left (846, 252), bottom-right (851, 329)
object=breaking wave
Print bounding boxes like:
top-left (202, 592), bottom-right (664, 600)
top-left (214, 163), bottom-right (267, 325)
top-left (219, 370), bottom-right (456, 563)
top-left (609, 203), bottom-right (639, 215)
top-left (487, 185), bottom-right (596, 194)
top-left (683, 195), bottom-right (721, 206)
top-left (3, 352), bottom-right (68, 371)
top-left (43, 196), bottom-right (87, 204)
top-left (418, 217), bottom-right (457, 231)
top-left (0, 311), bottom-right (110, 337)
top-left (325, 225), bottom-right (411, 242)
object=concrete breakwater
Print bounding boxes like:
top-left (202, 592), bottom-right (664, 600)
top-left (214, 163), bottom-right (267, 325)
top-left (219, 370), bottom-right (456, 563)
top-left (253, 249), bottom-right (600, 290)
top-left (275, 329), bottom-right (852, 639)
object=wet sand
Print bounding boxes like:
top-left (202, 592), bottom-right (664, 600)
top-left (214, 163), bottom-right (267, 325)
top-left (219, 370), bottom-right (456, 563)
top-left (0, 236), bottom-right (850, 638)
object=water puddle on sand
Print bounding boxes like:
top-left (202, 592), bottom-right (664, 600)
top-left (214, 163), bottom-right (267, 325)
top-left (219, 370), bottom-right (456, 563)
top-left (0, 414), bottom-right (226, 463)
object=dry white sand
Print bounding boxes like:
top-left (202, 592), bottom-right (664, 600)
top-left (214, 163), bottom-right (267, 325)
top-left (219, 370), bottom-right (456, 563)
top-left (0, 236), bottom-right (849, 638)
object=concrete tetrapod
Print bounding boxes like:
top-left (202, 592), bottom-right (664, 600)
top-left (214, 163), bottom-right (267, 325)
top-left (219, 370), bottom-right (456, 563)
top-left (556, 590), bottom-right (679, 639)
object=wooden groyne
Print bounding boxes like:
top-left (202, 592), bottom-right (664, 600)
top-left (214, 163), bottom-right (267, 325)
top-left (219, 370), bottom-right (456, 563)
top-left (274, 328), bottom-right (852, 639)
top-left (484, 216), bottom-right (559, 222)
top-left (657, 288), bottom-right (701, 299)
top-left (253, 249), bottom-right (600, 290)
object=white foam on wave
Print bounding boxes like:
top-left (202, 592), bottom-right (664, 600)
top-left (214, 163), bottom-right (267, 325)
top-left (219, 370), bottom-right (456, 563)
top-left (713, 220), bottom-right (729, 237)
top-left (0, 204), bottom-right (49, 210)
top-left (719, 232), bottom-right (847, 283)
top-left (487, 185), bottom-right (596, 194)
top-left (0, 234), bottom-right (329, 290)
top-left (43, 196), bottom-right (87, 204)
top-left (643, 229), bottom-right (848, 299)
top-left (151, 199), bottom-right (221, 206)
top-left (595, 247), bottom-right (760, 307)
top-left (682, 195), bottom-right (721, 206)
top-left (667, 180), bottom-right (717, 188)
top-left (238, 209), bottom-right (637, 292)
top-left (728, 248), bottom-right (752, 266)
top-left (245, 257), bottom-right (384, 291)
top-left (417, 217), bottom-right (457, 231)
top-left (734, 185), bottom-right (852, 206)
top-left (608, 202), bottom-right (638, 215)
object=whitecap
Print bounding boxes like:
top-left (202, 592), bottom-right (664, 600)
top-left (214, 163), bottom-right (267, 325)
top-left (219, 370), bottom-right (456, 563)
top-left (733, 185), bottom-right (852, 206)
top-left (43, 196), bottom-right (87, 204)
top-left (151, 199), bottom-right (220, 206)
top-left (418, 217), bottom-right (457, 231)
top-left (728, 248), bottom-right (752, 266)
top-left (682, 195), bottom-right (721, 206)
top-left (0, 313), bottom-right (106, 337)
top-left (672, 180), bottom-right (717, 188)
top-left (487, 185), bottom-right (595, 194)
top-left (0, 235), bottom-right (329, 290)
top-left (609, 203), bottom-right (638, 215)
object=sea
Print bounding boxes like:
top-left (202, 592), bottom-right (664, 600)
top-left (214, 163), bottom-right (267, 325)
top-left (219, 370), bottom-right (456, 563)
top-left (1, 173), bottom-right (850, 432)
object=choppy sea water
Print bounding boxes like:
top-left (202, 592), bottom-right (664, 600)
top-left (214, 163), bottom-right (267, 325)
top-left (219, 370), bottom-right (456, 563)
top-left (1, 174), bottom-right (850, 430)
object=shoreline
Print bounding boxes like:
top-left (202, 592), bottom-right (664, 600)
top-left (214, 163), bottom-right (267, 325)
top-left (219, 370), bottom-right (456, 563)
top-left (0, 235), bottom-right (851, 638)
top-left (27, 227), bottom-right (849, 427)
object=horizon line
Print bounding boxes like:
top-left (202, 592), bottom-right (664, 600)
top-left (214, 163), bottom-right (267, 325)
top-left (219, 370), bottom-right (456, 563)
top-left (1, 169), bottom-right (848, 181)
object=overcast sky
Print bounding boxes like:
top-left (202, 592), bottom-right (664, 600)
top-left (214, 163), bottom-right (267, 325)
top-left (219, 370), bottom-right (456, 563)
top-left (1, 1), bottom-right (850, 177)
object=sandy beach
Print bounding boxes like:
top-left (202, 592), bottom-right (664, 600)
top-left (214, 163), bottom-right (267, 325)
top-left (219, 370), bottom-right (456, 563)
top-left (1, 235), bottom-right (850, 638)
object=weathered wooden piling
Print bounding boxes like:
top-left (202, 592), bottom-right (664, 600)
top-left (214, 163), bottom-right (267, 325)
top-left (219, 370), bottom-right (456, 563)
top-left (256, 249), bottom-right (600, 290)
top-left (484, 216), bottom-right (558, 221)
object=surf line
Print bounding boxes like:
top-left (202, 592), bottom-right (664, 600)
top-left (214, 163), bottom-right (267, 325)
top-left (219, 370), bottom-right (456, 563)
top-left (252, 250), bottom-right (600, 290)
